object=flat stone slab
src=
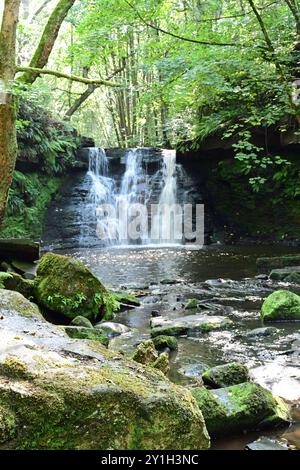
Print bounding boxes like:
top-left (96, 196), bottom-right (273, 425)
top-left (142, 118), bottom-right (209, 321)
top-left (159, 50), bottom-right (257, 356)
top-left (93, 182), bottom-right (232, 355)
top-left (0, 239), bottom-right (40, 262)
top-left (150, 314), bottom-right (232, 337)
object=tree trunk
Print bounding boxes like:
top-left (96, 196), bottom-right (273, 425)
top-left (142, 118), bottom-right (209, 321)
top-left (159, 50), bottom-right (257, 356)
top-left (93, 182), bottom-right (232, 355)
top-left (20, 0), bottom-right (75, 84)
top-left (0, 0), bottom-right (21, 224)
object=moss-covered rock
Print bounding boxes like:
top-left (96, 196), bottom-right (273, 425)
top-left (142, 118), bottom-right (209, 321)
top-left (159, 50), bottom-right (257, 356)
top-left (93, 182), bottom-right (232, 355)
top-left (152, 353), bottom-right (170, 376)
top-left (191, 383), bottom-right (290, 435)
top-left (0, 405), bottom-right (16, 445)
top-left (202, 362), bottom-right (250, 388)
top-left (261, 290), bottom-right (300, 321)
top-left (34, 253), bottom-right (117, 321)
top-left (1, 272), bottom-right (34, 299)
top-left (257, 255), bottom-right (300, 274)
top-left (0, 292), bottom-right (210, 450)
top-left (150, 314), bottom-right (233, 337)
top-left (152, 335), bottom-right (178, 351)
top-left (71, 316), bottom-right (93, 328)
top-left (184, 299), bottom-right (199, 310)
top-left (113, 292), bottom-right (141, 307)
top-left (64, 326), bottom-right (109, 347)
top-left (269, 267), bottom-right (300, 281)
top-left (132, 340), bottom-right (158, 365)
top-left (0, 289), bottom-right (41, 318)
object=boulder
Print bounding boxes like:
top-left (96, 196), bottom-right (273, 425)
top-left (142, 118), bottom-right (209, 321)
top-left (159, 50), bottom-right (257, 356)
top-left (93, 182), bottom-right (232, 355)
top-left (202, 362), bottom-right (250, 388)
top-left (269, 267), bottom-right (300, 281)
top-left (257, 255), bottom-right (300, 274)
top-left (191, 383), bottom-right (290, 435)
top-left (152, 335), bottom-right (178, 351)
top-left (245, 327), bottom-right (279, 338)
top-left (261, 290), bottom-right (300, 321)
top-left (150, 314), bottom-right (232, 337)
top-left (71, 316), bottom-right (93, 328)
top-left (34, 253), bottom-right (117, 321)
top-left (64, 326), bottom-right (109, 347)
top-left (95, 321), bottom-right (130, 337)
top-left (0, 290), bottom-right (210, 450)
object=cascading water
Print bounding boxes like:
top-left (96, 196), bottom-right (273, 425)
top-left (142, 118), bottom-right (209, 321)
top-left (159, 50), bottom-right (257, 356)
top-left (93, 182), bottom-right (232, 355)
top-left (155, 149), bottom-right (180, 244)
top-left (80, 148), bottom-right (116, 246)
top-left (79, 147), bottom-right (187, 247)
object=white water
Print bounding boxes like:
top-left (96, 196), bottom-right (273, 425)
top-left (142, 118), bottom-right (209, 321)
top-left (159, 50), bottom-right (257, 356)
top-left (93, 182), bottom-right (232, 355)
top-left (81, 147), bottom-right (182, 246)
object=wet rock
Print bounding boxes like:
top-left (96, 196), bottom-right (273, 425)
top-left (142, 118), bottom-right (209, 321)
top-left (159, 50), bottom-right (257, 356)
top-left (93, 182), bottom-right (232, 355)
top-left (202, 362), bottom-right (250, 388)
top-left (152, 335), bottom-right (178, 351)
top-left (23, 272), bottom-right (36, 281)
top-left (34, 252), bottom-right (113, 321)
top-left (261, 290), bottom-right (300, 321)
top-left (64, 326), bottom-right (109, 346)
top-left (284, 273), bottom-right (300, 283)
top-left (150, 314), bottom-right (233, 337)
top-left (191, 382), bottom-right (290, 435)
top-left (257, 255), bottom-right (300, 274)
top-left (0, 292), bottom-right (210, 450)
top-left (270, 267), bottom-right (300, 281)
top-left (184, 299), bottom-right (199, 310)
top-left (151, 310), bottom-right (161, 317)
top-left (180, 363), bottom-right (208, 378)
top-left (160, 279), bottom-right (179, 285)
top-left (255, 274), bottom-right (268, 280)
top-left (153, 353), bottom-right (170, 376)
top-left (113, 292), bottom-right (141, 307)
top-left (71, 316), bottom-right (93, 328)
top-left (245, 327), bottom-right (279, 338)
top-left (11, 259), bottom-right (36, 276)
top-left (245, 437), bottom-right (289, 450)
top-left (0, 272), bottom-right (34, 300)
top-left (132, 340), bottom-right (158, 365)
top-left (95, 321), bottom-right (130, 337)
top-left (205, 279), bottom-right (234, 288)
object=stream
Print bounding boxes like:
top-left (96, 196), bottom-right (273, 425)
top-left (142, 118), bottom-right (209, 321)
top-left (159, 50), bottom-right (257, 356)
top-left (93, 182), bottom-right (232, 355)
top-left (45, 148), bottom-right (300, 450)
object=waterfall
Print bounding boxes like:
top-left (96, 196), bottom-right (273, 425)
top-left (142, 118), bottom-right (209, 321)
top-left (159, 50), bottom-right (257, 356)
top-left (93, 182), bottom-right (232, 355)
top-left (155, 149), bottom-right (181, 244)
top-left (80, 147), bottom-right (183, 247)
top-left (80, 148), bottom-right (116, 246)
top-left (116, 149), bottom-right (150, 244)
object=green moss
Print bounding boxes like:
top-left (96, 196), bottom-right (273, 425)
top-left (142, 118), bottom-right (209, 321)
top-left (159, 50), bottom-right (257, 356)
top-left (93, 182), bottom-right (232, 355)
top-left (202, 362), bottom-right (250, 388)
top-left (113, 292), bottom-right (141, 307)
top-left (2, 173), bottom-right (63, 239)
top-left (0, 272), bottom-right (13, 289)
top-left (152, 353), bottom-right (170, 376)
top-left (1, 272), bottom-right (34, 299)
top-left (71, 316), bottom-right (93, 328)
top-left (184, 299), bottom-right (199, 309)
top-left (152, 335), bottom-right (178, 351)
top-left (0, 357), bottom-right (32, 380)
top-left (0, 289), bottom-right (41, 318)
top-left (34, 253), bottom-right (116, 321)
top-left (192, 383), bottom-right (290, 436)
top-left (0, 405), bottom-right (16, 445)
top-left (64, 326), bottom-right (109, 347)
top-left (261, 290), bottom-right (300, 321)
top-left (132, 340), bottom-right (158, 365)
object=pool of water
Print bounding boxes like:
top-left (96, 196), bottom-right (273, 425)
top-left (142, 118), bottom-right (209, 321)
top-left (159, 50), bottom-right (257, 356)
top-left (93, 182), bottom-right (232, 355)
top-left (60, 244), bottom-right (300, 450)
